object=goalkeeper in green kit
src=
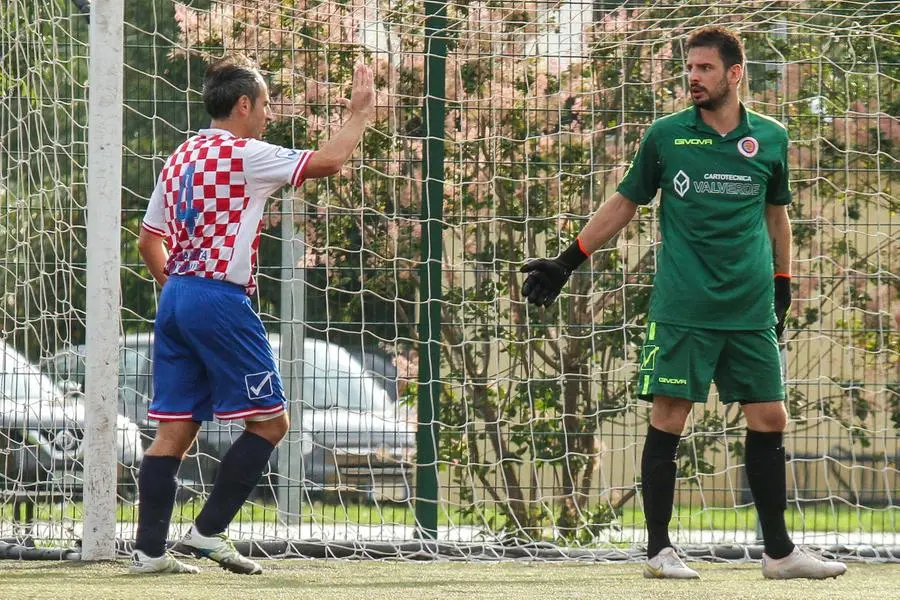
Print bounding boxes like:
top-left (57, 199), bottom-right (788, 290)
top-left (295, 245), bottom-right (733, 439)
top-left (521, 26), bottom-right (847, 580)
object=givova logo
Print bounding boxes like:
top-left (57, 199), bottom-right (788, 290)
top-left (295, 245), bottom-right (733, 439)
top-left (658, 376), bottom-right (688, 385)
top-left (673, 170), bottom-right (690, 197)
top-left (675, 138), bottom-right (712, 145)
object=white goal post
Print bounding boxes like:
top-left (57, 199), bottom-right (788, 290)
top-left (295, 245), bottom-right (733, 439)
top-left (82, 0), bottom-right (125, 561)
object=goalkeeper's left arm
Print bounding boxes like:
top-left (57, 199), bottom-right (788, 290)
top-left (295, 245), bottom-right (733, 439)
top-left (520, 192), bottom-right (638, 307)
top-left (766, 203), bottom-right (792, 338)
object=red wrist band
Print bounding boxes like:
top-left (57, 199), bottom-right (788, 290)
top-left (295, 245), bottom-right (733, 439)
top-left (576, 237), bottom-right (589, 258)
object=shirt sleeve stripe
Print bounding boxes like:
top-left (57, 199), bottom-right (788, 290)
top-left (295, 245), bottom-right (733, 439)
top-left (141, 221), bottom-right (166, 236)
top-left (291, 150), bottom-right (315, 187)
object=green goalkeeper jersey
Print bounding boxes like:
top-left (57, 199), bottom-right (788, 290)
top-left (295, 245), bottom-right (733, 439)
top-left (617, 104), bottom-right (792, 330)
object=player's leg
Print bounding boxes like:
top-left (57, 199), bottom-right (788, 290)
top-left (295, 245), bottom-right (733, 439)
top-left (176, 279), bottom-right (286, 574)
top-left (718, 332), bottom-right (794, 559)
top-left (642, 395), bottom-right (697, 579)
top-left (181, 413), bottom-right (288, 575)
top-left (132, 277), bottom-right (208, 574)
top-left (743, 402), bottom-right (844, 579)
top-left (636, 322), bottom-right (722, 579)
top-left (131, 422), bottom-right (202, 574)
top-left (644, 396), bottom-right (692, 558)
top-left (718, 329), bottom-right (846, 579)
top-left (191, 413), bottom-right (288, 539)
top-left (740, 401), bottom-right (794, 557)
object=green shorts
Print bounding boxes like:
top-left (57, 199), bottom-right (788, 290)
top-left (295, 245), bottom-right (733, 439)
top-left (636, 321), bottom-right (785, 404)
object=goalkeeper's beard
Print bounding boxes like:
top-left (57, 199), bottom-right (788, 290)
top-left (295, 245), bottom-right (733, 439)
top-left (691, 76), bottom-right (730, 111)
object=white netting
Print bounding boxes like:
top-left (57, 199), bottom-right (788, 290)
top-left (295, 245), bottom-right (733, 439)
top-left (1, 0), bottom-right (93, 544)
top-left (1, 0), bottom-right (897, 559)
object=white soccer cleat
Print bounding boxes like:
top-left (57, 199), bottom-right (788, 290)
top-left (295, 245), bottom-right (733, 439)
top-left (129, 549), bottom-right (200, 574)
top-left (643, 547), bottom-right (700, 579)
top-left (762, 546), bottom-right (847, 580)
top-left (181, 525), bottom-right (262, 575)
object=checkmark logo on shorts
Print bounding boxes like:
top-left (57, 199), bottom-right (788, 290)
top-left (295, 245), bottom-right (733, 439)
top-left (245, 371), bottom-right (275, 399)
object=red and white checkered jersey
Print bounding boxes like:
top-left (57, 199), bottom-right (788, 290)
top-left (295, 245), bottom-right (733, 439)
top-left (142, 128), bottom-right (314, 295)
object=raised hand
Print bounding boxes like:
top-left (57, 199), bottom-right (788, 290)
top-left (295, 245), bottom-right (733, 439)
top-left (339, 62), bottom-right (375, 120)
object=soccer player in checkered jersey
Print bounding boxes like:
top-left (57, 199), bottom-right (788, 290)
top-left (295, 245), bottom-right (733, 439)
top-left (521, 26), bottom-right (847, 580)
top-left (131, 54), bottom-right (375, 575)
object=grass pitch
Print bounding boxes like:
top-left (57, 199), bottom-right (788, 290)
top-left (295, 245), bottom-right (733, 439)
top-left (1, 559), bottom-right (897, 600)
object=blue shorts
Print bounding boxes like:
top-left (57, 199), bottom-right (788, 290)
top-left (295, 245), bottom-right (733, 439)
top-left (148, 275), bottom-right (286, 422)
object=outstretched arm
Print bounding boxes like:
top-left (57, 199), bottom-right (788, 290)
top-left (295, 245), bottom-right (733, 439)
top-left (576, 192), bottom-right (640, 254)
top-left (303, 63), bottom-right (376, 179)
top-left (521, 192), bottom-right (639, 307)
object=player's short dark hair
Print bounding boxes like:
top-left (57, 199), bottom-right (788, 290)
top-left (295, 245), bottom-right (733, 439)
top-left (686, 26), bottom-right (745, 69)
top-left (202, 54), bottom-right (265, 119)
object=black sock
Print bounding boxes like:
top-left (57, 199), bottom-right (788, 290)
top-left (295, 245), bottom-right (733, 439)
top-left (642, 425), bottom-right (680, 558)
top-left (745, 429), bottom-right (795, 559)
top-left (134, 455), bottom-right (182, 557)
top-left (194, 431), bottom-right (275, 536)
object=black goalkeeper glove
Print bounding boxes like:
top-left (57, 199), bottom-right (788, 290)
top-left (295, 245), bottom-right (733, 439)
top-left (520, 240), bottom-right (589, 307)
top-left (774, 274), bottom-right (791, 340)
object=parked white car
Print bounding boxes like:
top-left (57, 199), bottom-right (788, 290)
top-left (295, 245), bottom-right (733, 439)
top-left (0, 339), bottom-right (144, 497)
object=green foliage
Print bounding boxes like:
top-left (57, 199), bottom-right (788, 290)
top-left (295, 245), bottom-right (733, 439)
top-left (0, 0), bottom-right (89, 358)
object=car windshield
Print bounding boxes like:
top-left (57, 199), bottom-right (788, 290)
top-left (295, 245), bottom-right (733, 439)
top-left (1, 345), bottom-right (62, 402)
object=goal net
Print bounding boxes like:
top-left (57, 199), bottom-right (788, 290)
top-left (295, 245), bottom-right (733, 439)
top-left (1, 0), bottom-right (897, 561)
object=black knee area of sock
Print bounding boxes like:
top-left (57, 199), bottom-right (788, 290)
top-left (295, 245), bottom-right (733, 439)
top-left (195, 431), bottom-right (275, 537)
top-left (745, 430), bottom-right (787, 511)
top-left (745, 429), bottom-right (783, 458)
top-left (135, 455), bottom-right (182, 557)
top-left (642, 425), bottom-right (680, 558)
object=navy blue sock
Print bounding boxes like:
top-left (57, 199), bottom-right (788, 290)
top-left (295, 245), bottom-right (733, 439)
top-left (194, 431), bottom-right (275, 536)
top-left (745, 429), bottom-right (795, 559)
top-left (134, 455), bottom-right (181, 557)
top-left (642, 425), bottom-right (680, 558)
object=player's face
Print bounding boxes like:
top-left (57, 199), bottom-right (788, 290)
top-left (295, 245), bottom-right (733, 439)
top-left (248, 80), bottom-right (273, 139)
top-left (686, 46), bottom-right (737, 110)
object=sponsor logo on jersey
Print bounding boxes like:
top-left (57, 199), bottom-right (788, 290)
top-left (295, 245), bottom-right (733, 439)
top-left (275, 148), bottom-right (299, 159)
top-left (675, 138), bottom-right (713, 145)
top-left (172, 248), bottom-right (210, 262)
top-left (737, 136), bottom-right (759, 158)
top-left (703, 173), bottom-right (752, 181)
top-left (673, 170), bottom-right (690, 197)
top-left (658, 376), bottom-right (688, 385)
top-left (693, 173), bottom-right (761, 196)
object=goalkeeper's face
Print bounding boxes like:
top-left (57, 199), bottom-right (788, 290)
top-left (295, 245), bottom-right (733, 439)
top-left (686, 46), bottom-right (738, 111)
